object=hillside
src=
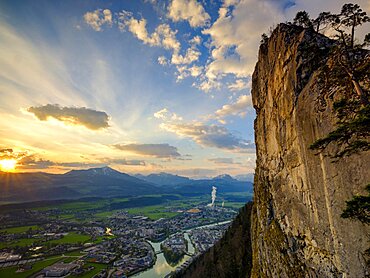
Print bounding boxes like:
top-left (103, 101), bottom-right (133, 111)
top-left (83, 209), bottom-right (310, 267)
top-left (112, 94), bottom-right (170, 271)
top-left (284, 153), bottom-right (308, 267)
top-left (0, 167), bottom-right (252, 203)
top-left (179, 23), bottom-right (369, 277)
top-left (0, 167), bottom-right (159, 202)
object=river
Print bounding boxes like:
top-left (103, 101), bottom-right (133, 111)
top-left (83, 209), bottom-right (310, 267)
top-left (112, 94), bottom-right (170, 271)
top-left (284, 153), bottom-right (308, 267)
top-left (133, 220), bottom-right (231, 278)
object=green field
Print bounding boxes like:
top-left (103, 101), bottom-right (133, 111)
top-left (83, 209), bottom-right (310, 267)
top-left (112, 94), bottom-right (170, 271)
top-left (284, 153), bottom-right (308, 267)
top-left (0, 238), bottom-right (40, 249)
top-left (0, 231), bottom-right (91, 249)
top-left (70, 262), bottom-right (107, 278)
top-left (127, 205), bottom-right (180, 220)
top-left (0, 256), bottom-right (62, 278)
top-left (93, 210), bottom-right (121, 218)
top-left (0, 225), bottom-right (39, 234)
top-left (48, 232), bottom-right (91, 245)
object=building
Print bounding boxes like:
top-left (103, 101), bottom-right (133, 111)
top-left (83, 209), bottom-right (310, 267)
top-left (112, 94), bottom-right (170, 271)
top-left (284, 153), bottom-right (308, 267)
top-left (43, 262), bottom-right (79, 277)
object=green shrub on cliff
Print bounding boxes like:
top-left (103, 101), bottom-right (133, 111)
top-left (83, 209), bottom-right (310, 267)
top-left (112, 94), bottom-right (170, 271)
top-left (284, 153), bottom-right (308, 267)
top-left (309, 102), bottom-right (370, 158)
top-left (341, 184), bottom-right (370, 224)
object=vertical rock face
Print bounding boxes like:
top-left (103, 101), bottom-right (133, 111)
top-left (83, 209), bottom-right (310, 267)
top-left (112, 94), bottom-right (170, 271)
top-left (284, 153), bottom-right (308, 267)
top-left (252, 24), bottom-right (369, 277)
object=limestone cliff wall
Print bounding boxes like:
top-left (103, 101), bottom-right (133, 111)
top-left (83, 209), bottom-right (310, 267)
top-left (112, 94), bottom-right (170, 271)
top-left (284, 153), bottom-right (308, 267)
top-left (251, 24), bottom-right (369, 278)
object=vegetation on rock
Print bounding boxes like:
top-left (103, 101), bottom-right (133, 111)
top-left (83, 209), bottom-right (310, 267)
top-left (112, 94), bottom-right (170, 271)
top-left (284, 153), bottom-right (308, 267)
top-left (308, 3), bottom-right (369, 158)
top-left (341, 184), bottom-right (370, 224)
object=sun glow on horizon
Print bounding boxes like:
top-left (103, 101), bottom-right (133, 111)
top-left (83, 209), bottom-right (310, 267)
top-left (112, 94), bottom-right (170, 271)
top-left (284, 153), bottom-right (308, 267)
top-left (0, 159), bottom-right (17, 172)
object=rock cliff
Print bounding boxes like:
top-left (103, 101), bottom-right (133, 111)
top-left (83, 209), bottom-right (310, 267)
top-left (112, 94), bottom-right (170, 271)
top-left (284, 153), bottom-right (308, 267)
top-left (251, 24), bottom-right (369, 277)
top-left (178, 23), bottom-right (369, 278)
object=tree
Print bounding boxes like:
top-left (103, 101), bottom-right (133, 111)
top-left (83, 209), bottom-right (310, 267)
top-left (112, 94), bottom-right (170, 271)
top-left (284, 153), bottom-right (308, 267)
top-left (363, 33), bottom-right (370, 48)
top-left (260, 33), bottom-right (268, 45)
top-left (312, 12), bottom-right (335, 33)
top-left (293, 11), bottom-right (312, 28)
top-left (327, 4), bottom-right (370, 106)
top-left (340, 3), bottom-right (370, 49)
top-left (309, 103), bottom-right (370, 159)
top-left (341, 184), bottom-right (370, 266)
top-left (341, 184), bottom-right (370, 224)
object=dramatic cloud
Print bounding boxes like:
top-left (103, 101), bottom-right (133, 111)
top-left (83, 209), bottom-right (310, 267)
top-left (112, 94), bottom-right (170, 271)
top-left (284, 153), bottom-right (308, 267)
top-left (195, 0), bottom-right (370, 92)
top-left (0, 149), bottom-right (57, 170)
top-left (167, 0), bottom-right (210, 27)
top-left (18, 155), bottom-right (56, 169)
top-left (81, 1), bottom-right (369, 93)
top-left (0, 148), bottom-right (30, 161)
top-left (208, 157), bottom-right (241, 165)
top-left (113, 143), bottom-right (181, 158)
top-left (197, 0), bottom-right (285, 91)
top-left (0, 147), bottom-right (147, 170)
top-left (160, 122), bottom-right (254, 152)
top-left (0, 148), bottom-right (15, 160)
top-left (84, 9), bottom-right (113, 31)
top-left (27, 104), bottom-right (110, 130)
top-left (118, 10), bottom-right (202, 81)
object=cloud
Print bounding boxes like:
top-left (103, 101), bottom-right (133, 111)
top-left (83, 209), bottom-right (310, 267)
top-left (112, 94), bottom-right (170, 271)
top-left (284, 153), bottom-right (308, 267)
top-left (27, 104), bottom-right (110, 130)
top-left (0, 149), bottom-right (57, 170)
top-left (18, 155), bottom-right (56, 169)
top-left (158, 56), bottom-right (168, 65)
top-left (84, 9), bottom-right (113, 31)
top-left (214, 94), bottom-right (252, 119)
top-left (85, 9), bottom-right (204, 83)
top-left (197, 0), bottom-right (285, 91)
top-left (208, 157), bottom-right (241, 165)
top-left (0, 147), bottom-right (147, 170)
top-left (196, 0), bottom-right (370, 92)
top-left (118, 10), bottom-right (202, 82)
top-left (171, 47), bottom-right (201, 65)
top-left (167, 0), bottom-right (210, 27)
top-left (160, 122), bottom-right (254, 152)
top-left (113, 143), bottom-right (181, 158)
top-left (81, 1), bottom-right (369, 94)
top-left (99, 158), bottom-right (146, 166)
top-left (0, 148), bottom-right (24, 160)
top-left (228, 79), bottom-right (251, 91)
top-left (188, 65), bottom-right (203, 77)
top-left (118, 11), bottom-right (180, 51)
top-left (154, 108), bottom-right (183, 121)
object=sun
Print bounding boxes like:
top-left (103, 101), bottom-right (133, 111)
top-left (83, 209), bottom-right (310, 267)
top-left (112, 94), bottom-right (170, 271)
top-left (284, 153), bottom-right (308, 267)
top-left (0, 159), bottom-right (17, 172)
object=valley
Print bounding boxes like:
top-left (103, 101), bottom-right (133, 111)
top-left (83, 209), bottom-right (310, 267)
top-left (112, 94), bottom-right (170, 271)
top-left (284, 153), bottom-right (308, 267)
top-left (0, 168), bottom-right (252, 278)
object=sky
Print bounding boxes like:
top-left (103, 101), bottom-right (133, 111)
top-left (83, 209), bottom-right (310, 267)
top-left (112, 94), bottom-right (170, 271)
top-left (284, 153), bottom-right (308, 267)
top-left (0, 0), bottom-right (368, 178)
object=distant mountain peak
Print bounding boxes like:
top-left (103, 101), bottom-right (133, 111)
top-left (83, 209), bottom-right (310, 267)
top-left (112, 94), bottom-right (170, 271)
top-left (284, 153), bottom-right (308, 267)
top-left (92, 166), bottom-right (118, 175)
top-left (213, 174), bottom-right (236, 181)
top-left (65, 166), bottom-right (125, 178)
top-left (135, 172), bottom-right (190, 186)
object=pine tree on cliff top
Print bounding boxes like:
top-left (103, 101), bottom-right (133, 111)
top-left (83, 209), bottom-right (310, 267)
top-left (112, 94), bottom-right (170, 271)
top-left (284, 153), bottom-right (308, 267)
top-left (307, 3), bottom-right (370, 158)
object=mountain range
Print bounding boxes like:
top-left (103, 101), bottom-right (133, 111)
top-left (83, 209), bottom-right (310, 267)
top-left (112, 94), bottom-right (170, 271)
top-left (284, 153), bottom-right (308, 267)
top-left (0, 167), bottom-right (253, 203)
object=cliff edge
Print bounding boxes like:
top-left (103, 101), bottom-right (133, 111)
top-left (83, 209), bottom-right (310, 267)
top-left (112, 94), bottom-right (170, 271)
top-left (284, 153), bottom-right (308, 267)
top-left (252, 23), bottom-right (369, 277)
top-left (178, 23), bottom-right (369, 278)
